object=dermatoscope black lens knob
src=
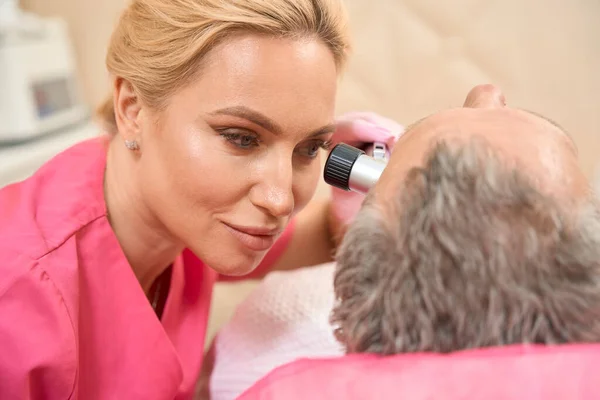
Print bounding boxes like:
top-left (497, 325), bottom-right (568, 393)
top-left (324, 143), bottom-right (365, 191)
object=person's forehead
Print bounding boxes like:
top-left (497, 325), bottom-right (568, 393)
top-left (392, 107), bottom-right (574, 159)
top-left (376, 106), bottom-right (585, 201)
top-left (404, 106), bottom-right (565, 134)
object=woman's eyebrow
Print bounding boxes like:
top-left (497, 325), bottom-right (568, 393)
top-left (307, 124), bottom-right (336, 138)
top-left (210, 106), bottom-right (283, 134)
top-left (209, 106), bottom-right (336, 138)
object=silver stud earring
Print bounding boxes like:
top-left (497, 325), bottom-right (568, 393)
top-left (124, 139), bottom-right (140, 151)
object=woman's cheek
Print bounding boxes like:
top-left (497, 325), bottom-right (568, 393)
top-left (292, 159), bottom-right (322, 214)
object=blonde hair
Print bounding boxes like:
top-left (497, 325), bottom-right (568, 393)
top-left (97, 0), bottom-right (351, 133)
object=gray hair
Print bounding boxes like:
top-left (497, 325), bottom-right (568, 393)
top-left (331, 140), bottom-right (600, 355)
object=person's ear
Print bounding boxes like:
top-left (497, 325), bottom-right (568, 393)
top-left (113, 77), bottom-right (143, 146)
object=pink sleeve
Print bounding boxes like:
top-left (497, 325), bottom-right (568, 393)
top-left (218, 218), bottom-right (297, 282)
top-left (0, 254), bottom-right (77, 399)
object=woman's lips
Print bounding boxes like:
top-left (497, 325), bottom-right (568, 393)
top-left (222, 223), bottom-right (280, 252)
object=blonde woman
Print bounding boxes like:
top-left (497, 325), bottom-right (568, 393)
top-left (0, 0), bottom-right (402, 398)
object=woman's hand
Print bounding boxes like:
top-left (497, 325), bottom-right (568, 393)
top-left (331, 111), bottom-right (403, 148)
top-left (328, 111), bottom-right (404, 247)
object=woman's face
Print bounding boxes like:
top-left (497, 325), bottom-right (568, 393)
top-left (137, 34), bottom-right (338, 275)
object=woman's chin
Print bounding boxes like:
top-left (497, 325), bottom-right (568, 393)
top-left (198, 247), bottom-right (266, 277)
top-left (185, 227), bottom-right (272, 276)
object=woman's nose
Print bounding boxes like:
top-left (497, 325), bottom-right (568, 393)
top-left (249, 162), bottom-right (295, 218)
top-left (463, 84), bottom-right (506, 109)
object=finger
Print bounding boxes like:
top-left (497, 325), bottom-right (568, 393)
top-left (334, 119), bottom-right (396, 143)
top-left (337, 112), bottom-right (404, 136)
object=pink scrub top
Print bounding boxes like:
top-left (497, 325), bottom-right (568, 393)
top-left (0, 136), bottom-right (294, 400)
top-left (239, 344), bottom-right (600, 400)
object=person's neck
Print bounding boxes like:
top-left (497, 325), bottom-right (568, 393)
top-left (104, 136), bottom-right (184, 294)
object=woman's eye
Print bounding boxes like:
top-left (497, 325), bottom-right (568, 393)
top-left (220, 131), bottom-right (260, 149)
top-left (296, 140), bottom-right (332, 159)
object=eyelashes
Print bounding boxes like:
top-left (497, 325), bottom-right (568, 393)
top-left (308, 139), bottom-right (333, 155)
top-left (219, 131), bottom-right (260, 149)
top-left (218, 129), bottom-right (332, 159)
top-left (321, 140), bottom-right (333, 151)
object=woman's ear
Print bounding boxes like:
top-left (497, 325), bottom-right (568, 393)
top-left (113, 77), bottom-right (143, 142)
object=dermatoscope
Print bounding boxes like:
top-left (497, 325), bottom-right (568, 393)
top-left (323, 142), bottom-right (388, 194)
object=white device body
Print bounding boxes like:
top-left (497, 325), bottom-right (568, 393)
top-left (347, 142), bottom-right (388, 193)
top-left (347, 154), bottom-right (387, 194)
top-left (0, 15), bottom-right (88, 142)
